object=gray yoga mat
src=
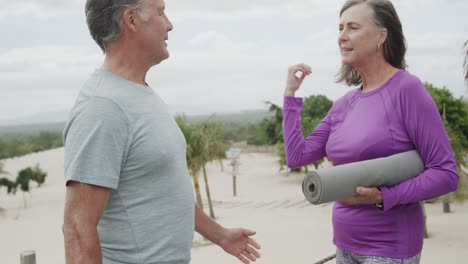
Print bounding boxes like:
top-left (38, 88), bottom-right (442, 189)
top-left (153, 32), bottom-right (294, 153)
top-left (302, 150), bottom-right (424, 205)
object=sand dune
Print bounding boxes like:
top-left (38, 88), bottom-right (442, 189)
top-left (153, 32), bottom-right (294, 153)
top-left (1, 148), bottom-right (467, 263)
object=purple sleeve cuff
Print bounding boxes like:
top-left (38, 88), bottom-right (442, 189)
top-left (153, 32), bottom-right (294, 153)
top-left (380, 186), bottom-right (397, 212)
top-left (283, 96), bottom-right (303, 111)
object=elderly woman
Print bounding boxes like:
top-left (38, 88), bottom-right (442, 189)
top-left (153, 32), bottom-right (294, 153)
top-left (282, 0), bottom-right (458, 263)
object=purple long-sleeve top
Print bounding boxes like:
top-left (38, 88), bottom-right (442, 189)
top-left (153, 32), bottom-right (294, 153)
top-left (283, 70), bottom-right (458, 258)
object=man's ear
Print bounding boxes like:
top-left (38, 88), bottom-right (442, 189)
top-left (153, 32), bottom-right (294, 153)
top-left (122, 8), bottom-right (138, 32)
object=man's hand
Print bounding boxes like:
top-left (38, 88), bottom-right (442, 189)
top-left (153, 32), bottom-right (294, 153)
top-left (194, 205), bottom-right (261, 263)
top-left (219, 228), bottom-right (261, 264)
top-left (341, 186), bottom-right (383, 205)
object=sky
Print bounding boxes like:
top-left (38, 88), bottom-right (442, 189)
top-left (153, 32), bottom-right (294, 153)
top-left (0, 0), bottom-right (467, 121)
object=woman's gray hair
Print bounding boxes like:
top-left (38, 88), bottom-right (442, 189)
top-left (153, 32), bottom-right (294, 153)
top-left (336, 0), bottom-right (407, 86)
top-left (85, 0), bottom-right (148, 53)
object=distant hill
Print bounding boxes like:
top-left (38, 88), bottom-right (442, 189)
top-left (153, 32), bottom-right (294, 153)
top-left (0, 110), bottom-right (69, 127)
top-left (183, 109), bottom-right (273, 127)
top-left (0, 122), bottom-right (66, 137)
top-left (0, 109), bottom-right (273, 137)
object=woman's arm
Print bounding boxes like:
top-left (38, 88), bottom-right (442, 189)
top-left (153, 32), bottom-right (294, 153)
top-left (380, 78), bottom-right (458, 211)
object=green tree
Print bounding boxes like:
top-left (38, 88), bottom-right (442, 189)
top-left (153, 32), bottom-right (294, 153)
top-left (16, 169), bottom-right (32, 193)
top-left (30, 164), bottom-right (47, 186)
top-left (301, 96), bottom-right (333, 171)
top-left (425, 83), bottom-right (468, 211)
top-left (177, 116), bottom-right (232, 219)
top-left (258, 97), bottom-right (333, 171)
top-left (203, 120), bottom-right (228, 171)
top-left (302, 96), bottom-right (333, 127)
top-left (198, 120), bottom-right (229, 219)
top-left (176, 116), bottom-right (205, 210)
top-left (0, 138), bottom-right (6, 158)
top-left (16, 168), bottom-right (32, 208)
top-left (247, 102), bottom-right (283, 146)
top-left (426, 83), bottom-right (468, 149)
top-left (263, 102), bottom-right (289, 170)
top-left (0, 162), bottom-right (16, 194)
top-left (0, 163), bottom-right (48, 209)
top-left (248, 118), bottom-right (278, 146)
top-left (275, 142), bottom-right (287, 171)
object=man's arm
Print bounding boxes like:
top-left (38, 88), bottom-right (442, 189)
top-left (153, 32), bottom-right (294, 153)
top-left (195, 204), bottom-right (261, 264)
top-left (63, 181), bottom-right (112, 264)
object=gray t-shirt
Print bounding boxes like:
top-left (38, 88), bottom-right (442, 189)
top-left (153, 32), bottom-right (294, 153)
top-left (63, 69), bottom-right (195, 264)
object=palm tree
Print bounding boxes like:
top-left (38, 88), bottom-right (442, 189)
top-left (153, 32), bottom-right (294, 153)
top-left (199, 121), bottom-right (228, 219)
top-left (199, 131), bottom-right (215, 219)
top-left (16, 168), bottom-right (33, 209)
top-left (0, 162), bottom-right (16, 194)
top-left (188, 146), bottom-right (204, 211)
top-left (205, 120), bottom-right (228, 172)
top-left (30, 164), bottom-right (47, 186)
top-left (176, 117), bottom-right (204, 210)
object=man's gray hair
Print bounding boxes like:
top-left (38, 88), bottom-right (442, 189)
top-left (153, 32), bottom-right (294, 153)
top-left (85, 0), bottom-right (147, 53)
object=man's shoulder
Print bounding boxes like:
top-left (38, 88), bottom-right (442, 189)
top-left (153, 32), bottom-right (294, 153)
top-left (75, 70), bottom-right (139, 115)
top-left (81, 69), bottom-right (131, 101)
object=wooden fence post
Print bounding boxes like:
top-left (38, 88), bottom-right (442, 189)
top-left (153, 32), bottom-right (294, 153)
top-left (20, 250), bottom-right (36, 264)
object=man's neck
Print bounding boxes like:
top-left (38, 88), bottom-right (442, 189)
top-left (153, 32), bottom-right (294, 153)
top-left (102, 45), bottom-right (152, 86)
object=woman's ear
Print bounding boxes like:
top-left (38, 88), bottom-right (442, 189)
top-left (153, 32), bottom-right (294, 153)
top-left (379, 28), bottom-right (388, 46)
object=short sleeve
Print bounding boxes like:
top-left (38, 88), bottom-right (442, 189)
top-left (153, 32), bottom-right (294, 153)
top-left (63, 97), bottom-right (131, 189)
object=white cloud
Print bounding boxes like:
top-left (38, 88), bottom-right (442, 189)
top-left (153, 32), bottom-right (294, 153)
top-left (146, 31), bottom-right (344, 116)
top-left (2, 27), bottom-right (465, 120)
top-left (168, 1), bottom-right (340, 22)
top-left (396, 0), bottom-right (467, 8)
top-left (0, 0), bottom-right (82, 18)
top-left (0, 0), bottom-right (339, 20)
top-left (0, 46), bottom-right (101, 80)
top-left (1, 0), bottom-right (467, 20)
top-left (407, 32), bottom-right (466, 56)
top-left (405, 31), bottom-right (466, 96)
top-left (0, 0), bottom-right (466, 121)
top-left (0, 45), bottom-right (102, 120)
top-left (189, 31), bottom-right (234, 49)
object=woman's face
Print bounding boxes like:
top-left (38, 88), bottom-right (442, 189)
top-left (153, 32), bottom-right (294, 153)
top-left (338, 3), bottom-right (383, 68)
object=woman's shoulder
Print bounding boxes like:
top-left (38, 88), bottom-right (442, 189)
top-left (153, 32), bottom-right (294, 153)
top-left (391, 69), bottom-right (426, 95)
top-left (389, 70), bottom-right (434, 110)
top-left (329, 88), bottom-right (360, 114)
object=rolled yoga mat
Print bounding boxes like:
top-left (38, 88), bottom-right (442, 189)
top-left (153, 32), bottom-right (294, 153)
top-left (302, 150), bottom-right (424, 205)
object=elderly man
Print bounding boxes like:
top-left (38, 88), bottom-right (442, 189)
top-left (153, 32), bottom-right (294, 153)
top-left (62, 0), bottom-right (261, 263)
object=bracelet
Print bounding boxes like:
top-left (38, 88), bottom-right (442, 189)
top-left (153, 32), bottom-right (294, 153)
top-left (376, 187), bottom-right (384, 210)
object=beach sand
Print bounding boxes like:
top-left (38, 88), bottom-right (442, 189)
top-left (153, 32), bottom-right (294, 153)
top-left (1, 148), bottom-right (467, 263)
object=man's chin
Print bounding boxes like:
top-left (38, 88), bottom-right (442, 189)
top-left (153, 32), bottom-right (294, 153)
top-left (162, 49), bottom-right (170, 59)
top-left (152, 52), bottom-right (170, 66)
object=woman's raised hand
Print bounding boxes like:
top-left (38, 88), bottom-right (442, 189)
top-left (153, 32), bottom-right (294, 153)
top-left (284, 63), bottom-right (312, 97)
